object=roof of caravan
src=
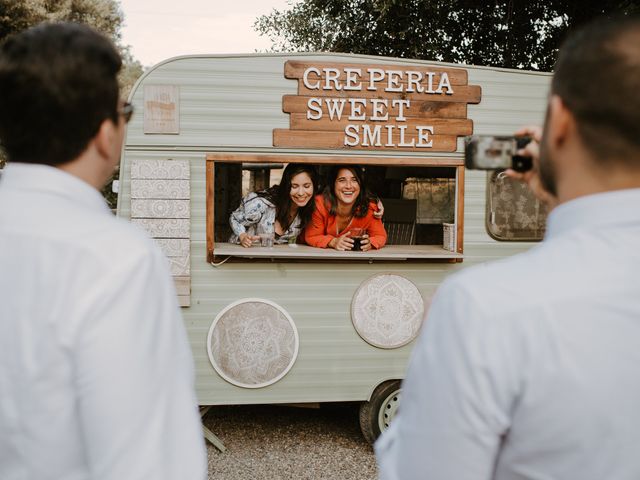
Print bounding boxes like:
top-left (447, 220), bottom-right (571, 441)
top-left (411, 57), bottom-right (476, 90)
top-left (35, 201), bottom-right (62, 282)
top-left (125, 51), bottom-right (551, 154)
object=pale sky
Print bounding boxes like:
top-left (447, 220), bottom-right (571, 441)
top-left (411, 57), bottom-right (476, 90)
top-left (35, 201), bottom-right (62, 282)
top-left (119, 0), bottom-right (295, 67)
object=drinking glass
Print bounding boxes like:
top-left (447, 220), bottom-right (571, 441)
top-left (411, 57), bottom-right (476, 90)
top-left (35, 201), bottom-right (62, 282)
top-left (349, 228), bottom-right (366, 251)
top-left (259, 232), bottom-right (274, 247)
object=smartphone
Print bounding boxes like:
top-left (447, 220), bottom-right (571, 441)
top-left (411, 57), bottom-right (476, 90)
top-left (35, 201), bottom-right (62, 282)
top-left (464, 135), bottom-right (533, 172)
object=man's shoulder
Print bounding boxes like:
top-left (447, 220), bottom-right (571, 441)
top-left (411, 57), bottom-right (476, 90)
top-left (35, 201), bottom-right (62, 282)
top-left (86, 215), bottom-right (161, 261)
top-left (442, 242), bottom-right (556, 314)
top-left (56, 211), bottom-right (164, 272)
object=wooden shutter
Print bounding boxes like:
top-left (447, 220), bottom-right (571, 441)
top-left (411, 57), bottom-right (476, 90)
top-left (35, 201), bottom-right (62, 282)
top-left (130, 158), bottom-right (191, 307)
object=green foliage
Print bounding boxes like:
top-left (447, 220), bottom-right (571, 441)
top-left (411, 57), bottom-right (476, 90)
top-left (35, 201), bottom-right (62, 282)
top-left (0, 0), bottom-right (144, 104)
top-left (255, 0), bottom-right (640, 71)
top-left (1, 0), bottom-right (122, 42)
top-left (119, 44), bottom-right (144, 99)
top-left (0, 0), bottom-right (145, 209)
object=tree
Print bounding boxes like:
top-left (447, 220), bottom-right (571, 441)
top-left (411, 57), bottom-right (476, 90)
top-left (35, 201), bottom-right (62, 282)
top-left (255, 0), bottom-right (640, 71)
top-left (0, 0), bottom-right (143, 95)
top-left (0, 0), bottom-right (143, 206)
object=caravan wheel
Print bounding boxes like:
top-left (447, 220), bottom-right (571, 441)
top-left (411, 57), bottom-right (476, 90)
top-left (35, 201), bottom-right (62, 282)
top-left (359, 380), bottom-right (401, 444)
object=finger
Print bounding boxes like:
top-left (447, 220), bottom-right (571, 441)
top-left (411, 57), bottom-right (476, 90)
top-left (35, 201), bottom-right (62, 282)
top-left (514, 125), bottom-right (543, 142)
top-left (517, 140), bottom-right (540, 159)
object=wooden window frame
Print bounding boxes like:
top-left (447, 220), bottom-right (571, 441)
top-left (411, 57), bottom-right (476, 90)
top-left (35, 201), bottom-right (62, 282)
top-left (206, 153), bottom-right (465, 263)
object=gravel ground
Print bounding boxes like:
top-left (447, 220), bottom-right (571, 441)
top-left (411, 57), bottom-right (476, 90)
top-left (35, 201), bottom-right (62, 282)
top-left (203, 403), bottom-right (379, 480)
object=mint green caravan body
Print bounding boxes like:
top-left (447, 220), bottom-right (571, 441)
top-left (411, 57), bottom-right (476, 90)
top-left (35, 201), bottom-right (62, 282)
top-left (117, 53), bottom-right (550, 440)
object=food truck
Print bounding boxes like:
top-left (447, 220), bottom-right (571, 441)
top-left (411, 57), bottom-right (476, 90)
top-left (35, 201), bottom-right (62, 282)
top-left (117, 52), bottom-right (551, 444)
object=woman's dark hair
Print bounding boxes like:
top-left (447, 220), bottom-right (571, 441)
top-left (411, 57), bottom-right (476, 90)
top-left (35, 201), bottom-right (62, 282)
top-left (0, 22), bottom-right (122, 166)
top-left (323, 165), bottom-right (372, 218)
top-left (258, 163), bottom-right (318, 230)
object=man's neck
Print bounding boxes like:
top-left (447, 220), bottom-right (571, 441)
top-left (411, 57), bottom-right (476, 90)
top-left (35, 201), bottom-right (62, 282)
top-left (557, 161), bottom-right (640, 205)
top-left (57, 148), bottom-right (109, 191)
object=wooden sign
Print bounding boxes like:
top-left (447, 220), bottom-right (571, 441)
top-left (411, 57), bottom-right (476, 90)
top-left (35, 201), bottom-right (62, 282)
top-left (274, 61), bottom-right (481, 152)
top-left (143, 85), bottom-right (180, 134)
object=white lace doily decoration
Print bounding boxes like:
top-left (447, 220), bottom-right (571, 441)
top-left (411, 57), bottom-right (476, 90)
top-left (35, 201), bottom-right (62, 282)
top-left (351, 274), bottom-right (425, 349)
top-left (207, 299), bottom-right (299, 388)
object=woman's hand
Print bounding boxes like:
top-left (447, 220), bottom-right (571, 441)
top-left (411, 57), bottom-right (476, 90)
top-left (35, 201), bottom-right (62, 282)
top-left (239, 233), bottom-right (259, 248)
top-left (329, 232), bottom-right (354, 251)
top-left (373, 199), bottom-right (385, 219)
top-left (360, 234), bottom-right (373, 252)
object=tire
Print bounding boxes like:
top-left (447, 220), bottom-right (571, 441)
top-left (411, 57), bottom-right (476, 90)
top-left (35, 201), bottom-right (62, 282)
top-left (359, 379), bottom-right (402, 444)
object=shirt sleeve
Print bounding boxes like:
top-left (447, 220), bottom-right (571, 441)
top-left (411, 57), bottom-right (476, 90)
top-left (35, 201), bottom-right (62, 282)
top-left (229, 193), bottom-right (264, 237)
top-left (72, 243), bottom-right (206, 480)
top-left (375, 277), bottom-right (521, 480)
top-left (304, 198), bottom-right (335, 248)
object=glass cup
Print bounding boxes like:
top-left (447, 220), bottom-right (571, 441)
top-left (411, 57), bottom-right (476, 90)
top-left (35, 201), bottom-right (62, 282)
top-left (349, 227), bottom-right (367, 251)
top-left (259, 232), bottom-right (274, 247)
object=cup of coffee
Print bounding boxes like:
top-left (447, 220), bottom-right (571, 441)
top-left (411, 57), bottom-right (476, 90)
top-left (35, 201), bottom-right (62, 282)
top-left (349, 228), bottom-right (366, 251)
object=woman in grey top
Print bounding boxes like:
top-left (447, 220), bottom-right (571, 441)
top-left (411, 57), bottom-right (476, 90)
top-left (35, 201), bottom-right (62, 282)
top-left (229, 163), bottom-right (318, 247)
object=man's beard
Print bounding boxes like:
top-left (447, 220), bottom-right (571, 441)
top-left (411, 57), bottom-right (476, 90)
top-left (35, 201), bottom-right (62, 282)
top-left (539, 111), bottom-right (559, 197)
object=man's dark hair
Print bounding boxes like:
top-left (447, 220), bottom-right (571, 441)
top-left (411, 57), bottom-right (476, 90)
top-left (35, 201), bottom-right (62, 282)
top-left (552, 16), bottom-right (640, 166)
top-left (0, 22), bottom-right (122, 166)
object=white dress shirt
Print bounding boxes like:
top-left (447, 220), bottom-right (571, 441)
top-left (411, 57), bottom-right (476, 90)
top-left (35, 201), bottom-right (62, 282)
top-left (376, 189), bottom-right (640, 480)
top-left (0, 163), bottom-right (206, 480)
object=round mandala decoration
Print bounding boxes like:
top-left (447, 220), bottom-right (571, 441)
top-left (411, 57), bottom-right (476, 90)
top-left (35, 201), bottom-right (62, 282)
top-left (207, 299), bottom-right (299, 389)
top-left (351, 274), bottom-right (425, 349)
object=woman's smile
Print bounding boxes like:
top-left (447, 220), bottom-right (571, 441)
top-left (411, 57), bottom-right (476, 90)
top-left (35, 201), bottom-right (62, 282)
top-left (289, 172), bottom-right (314, 207)
top-left (334, 168), bottom-right (361, 205)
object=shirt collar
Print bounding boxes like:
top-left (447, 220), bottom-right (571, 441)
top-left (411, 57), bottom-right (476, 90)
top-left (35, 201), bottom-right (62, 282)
top-left (546, 188), bottom-right (640, 239)
top-left (0, 162), bottom-right (111, 214)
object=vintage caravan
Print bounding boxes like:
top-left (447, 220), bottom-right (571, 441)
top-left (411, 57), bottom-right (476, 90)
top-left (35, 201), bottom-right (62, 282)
top-left (117, 53), bottom-right (551, 443)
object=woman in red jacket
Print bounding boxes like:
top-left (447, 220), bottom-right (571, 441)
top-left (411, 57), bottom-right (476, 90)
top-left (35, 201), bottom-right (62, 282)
top-left (305, 165), bottom-right (387, 251)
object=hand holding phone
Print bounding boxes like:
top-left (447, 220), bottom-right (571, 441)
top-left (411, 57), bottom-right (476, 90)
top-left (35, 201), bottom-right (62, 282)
top-left (505, 126), bottom-right (558, 209)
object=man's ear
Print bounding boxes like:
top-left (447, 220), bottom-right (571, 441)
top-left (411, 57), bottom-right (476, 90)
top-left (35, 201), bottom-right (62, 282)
top-left (546, 95), bottom-right (574, 153)
top-left (93, 118), bottom-right (118, 161)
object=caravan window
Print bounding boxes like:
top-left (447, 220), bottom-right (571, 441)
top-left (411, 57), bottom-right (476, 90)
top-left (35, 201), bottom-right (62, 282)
top-left (206, 154), bottom-right (465, 263)
top-left (485, 171), bottom-right (547, 241)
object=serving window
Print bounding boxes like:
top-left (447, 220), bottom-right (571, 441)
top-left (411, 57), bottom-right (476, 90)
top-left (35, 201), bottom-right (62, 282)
top-left (206, 154), bottom-right (464, 262)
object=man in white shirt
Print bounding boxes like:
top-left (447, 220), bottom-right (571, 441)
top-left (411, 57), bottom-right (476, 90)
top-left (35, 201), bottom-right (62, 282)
top-left (0, 23), bottom-right (206, 479)
top-left (375, 17), bottom-right (640, 480)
